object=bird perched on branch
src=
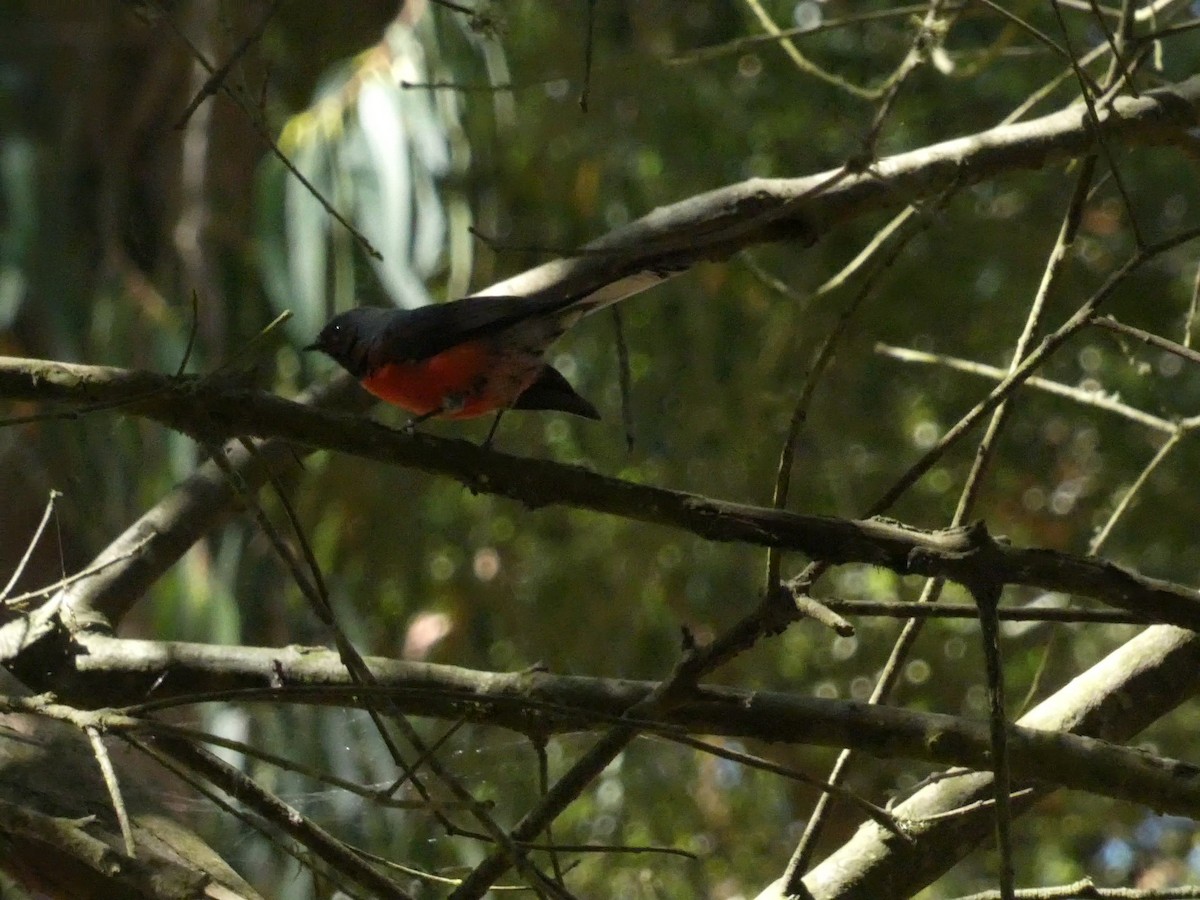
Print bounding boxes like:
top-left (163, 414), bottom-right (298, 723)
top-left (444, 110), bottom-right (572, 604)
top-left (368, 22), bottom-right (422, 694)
top-left (306, 293), bottom-right (618, 442)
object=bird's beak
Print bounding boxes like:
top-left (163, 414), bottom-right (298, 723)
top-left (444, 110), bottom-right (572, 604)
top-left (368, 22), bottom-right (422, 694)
top-left (302, 342), bottom-right (321, 352)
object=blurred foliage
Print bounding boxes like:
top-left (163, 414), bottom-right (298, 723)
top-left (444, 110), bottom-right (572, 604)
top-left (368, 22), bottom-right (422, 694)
top-left (4, 0), bottom-right (1200, 897)
top-left (257, 16), bottom-right (459, 337)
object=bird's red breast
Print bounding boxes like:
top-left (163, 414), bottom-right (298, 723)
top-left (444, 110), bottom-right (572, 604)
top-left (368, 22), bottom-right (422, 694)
top-left (359, 339), bottom-right (540, 419)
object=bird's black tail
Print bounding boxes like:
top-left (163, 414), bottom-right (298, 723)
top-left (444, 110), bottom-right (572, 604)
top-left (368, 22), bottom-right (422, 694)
top-left (512, 365), bottom-right (600, 420)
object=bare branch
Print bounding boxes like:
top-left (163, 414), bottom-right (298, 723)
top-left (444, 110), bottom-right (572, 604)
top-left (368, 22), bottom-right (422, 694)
top-left (3, 359), bottom-right (1200, 635)
top-left (7, 646), bottom-right (1200, 823)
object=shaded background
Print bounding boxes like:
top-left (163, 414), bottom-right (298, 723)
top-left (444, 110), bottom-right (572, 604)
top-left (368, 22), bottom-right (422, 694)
top-left (3, 0), bottom-right (1200, 895)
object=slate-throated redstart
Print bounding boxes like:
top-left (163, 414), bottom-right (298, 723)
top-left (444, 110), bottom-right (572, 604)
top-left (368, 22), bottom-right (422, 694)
top-left (305, 293), bottom-right (610, 431)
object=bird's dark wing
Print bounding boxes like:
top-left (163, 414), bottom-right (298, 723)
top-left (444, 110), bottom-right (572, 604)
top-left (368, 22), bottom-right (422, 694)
top-left (368, 295), bottom-right (565, 365)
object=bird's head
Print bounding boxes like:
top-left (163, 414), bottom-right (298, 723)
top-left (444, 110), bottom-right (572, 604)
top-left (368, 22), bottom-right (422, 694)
top-left (305, 308), bottom-right (394, 378)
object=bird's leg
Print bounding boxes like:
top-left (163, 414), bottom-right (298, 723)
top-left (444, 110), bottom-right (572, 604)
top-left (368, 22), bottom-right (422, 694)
top-left (482, 410), bottom-right (506, 449)
top-left (403, 406), bottom-right (444, 434)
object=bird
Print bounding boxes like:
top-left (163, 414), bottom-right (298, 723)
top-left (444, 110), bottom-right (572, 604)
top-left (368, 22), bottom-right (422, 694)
top-left (305, 293), bottom-right (611, 443)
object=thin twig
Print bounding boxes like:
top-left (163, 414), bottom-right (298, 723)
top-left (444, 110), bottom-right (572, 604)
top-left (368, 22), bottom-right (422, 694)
top-left (534, 738), bottom-right (568, 888)
top-left (175, 290), bottom-right (200, 376)
top-left (812, 206), bottom-right (917, 296)
top-left (143, 718), bottom-right (464, 811)
top-left (974, 0), bottom-right (1094, 87)
top-left (912, 787), bottom-right (1036, 824)
top-left (610, 307), bottom-right (635, 451)
top-left (664, 6), bottom-right (933, 67)
top-left (1093, 313), bottom-right (1200, 368)
top-left (378, 718), bottom-right (469, 799)
top-left (739, 0), bottom-right (874, 99)
top-left (1087, 0), bottom-right (1138, 97)
top-left (160, 15), bottom-right (382, 259)
top-left (972, 579), bottom-right (1015, 900)
top-left (821, 598), bottom-right (1148, 624)
top-left (0, 490), bottom-right (61, 602)
top-left (174, 0), bottom-right (283, 128)
top-left (1186, 260), bottom-right (1200, 348)
top-left (1138, 16), bottom-right (1200, 41)
top-left (212, 309), bottom-right (292, 373)
top-left (1089, 428), bottom-right (1187, 553)
top-left (1050, 1), bottom-right (1145, 248)
top-left (4, 536), bottom-right (154, 610)
top-left (862, 0), bottom-right (956, 151)
top-left (130, 733), bottom-right (402, 897)
top-left (342, 842), bottom-right (548, 890)
top-left (85, 726), bottom-right (136, 858)
top-left (664, 733), bottom-right (911, 842)
top-left (876, 341), bottom-right (1176, 434)
top-left (429, 0), bottom-right (476, 15)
